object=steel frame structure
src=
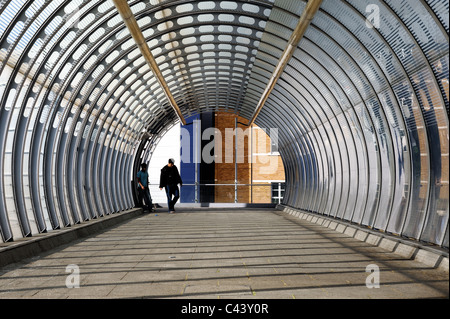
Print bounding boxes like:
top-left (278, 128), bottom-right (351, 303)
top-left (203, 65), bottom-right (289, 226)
top-left (0, 0), bottom-right (448, 248)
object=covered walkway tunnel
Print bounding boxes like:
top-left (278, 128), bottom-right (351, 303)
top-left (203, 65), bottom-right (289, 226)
top-left (0, 0), bottom-right (448, 252)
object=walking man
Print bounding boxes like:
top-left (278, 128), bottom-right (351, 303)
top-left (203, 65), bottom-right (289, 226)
top-left (159, 158), bottom-right (182, 213)
top-left (137, 163), bottom-right (153, 212)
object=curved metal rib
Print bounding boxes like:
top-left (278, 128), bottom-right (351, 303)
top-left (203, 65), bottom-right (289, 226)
top-left (248, 0), bottom-right (323, 126)
top-left (112, 0), bottom-right (186, 125)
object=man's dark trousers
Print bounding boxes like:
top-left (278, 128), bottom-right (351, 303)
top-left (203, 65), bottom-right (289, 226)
top-left (165, 184), bottom-right (179, 212)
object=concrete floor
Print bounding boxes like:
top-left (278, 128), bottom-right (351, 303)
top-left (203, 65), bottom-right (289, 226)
top-left (0, 208), bottom-right (448, 299)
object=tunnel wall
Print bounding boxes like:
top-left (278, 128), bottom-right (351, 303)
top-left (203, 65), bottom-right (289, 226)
top-left (0, 0), bottom-right (448, 248)
top-left (249, 0), bottom-right (449, 247)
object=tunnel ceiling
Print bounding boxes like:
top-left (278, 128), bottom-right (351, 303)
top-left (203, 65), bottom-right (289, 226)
top-left (0, 0), bottom-right (449, 247)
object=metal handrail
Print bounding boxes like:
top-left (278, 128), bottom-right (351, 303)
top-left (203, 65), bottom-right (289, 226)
top-left (146, 183), bottom-right (281, 186)
top-left (144, 182), bottom-right (285, 204)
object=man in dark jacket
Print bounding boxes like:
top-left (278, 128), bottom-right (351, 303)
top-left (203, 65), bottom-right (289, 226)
top-left (159, 158), bottom-right (182, 213)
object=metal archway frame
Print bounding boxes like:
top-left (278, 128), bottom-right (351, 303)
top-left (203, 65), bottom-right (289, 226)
top-left (0, 0), bottom-right (448, 248)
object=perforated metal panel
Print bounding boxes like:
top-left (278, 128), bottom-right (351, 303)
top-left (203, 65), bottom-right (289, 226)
top-left (0, 0), bottom-right (448, 248)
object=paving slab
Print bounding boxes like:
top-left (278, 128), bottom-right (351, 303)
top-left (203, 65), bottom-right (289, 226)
top-left (0, 208), bottom-right (447, 300)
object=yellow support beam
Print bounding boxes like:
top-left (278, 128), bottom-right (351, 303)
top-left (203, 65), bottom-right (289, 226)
top-left (112, 0), bottom-right (186, 125)
top-left (248, 0), bottom-right (323, 126)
